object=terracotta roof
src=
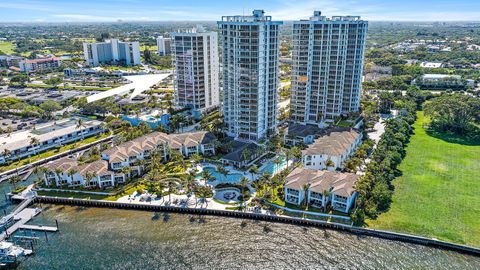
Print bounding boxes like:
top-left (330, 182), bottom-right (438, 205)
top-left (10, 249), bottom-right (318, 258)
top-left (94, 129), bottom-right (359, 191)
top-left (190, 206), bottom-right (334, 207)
top-left (285, 167), bottom-right (359, 197)
top-left (302, 129), bottom-right (360, 156)
top-left (102, 131), bottom-right (216, 162)
top-left (42, 157), bottom-right (77, 172)
top-left (23, 57), bottom-right (61, 64)
top-left (77, 159), bottom-right (109, 176)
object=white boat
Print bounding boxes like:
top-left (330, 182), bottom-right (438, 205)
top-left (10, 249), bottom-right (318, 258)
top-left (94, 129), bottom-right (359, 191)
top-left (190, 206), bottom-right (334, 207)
top-left (0, 241), bottom-right (30, 263)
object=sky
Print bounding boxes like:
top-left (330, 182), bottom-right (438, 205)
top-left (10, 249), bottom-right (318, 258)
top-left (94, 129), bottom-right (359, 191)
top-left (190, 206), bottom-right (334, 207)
top-left (0, 0), bottom-right (480, 22)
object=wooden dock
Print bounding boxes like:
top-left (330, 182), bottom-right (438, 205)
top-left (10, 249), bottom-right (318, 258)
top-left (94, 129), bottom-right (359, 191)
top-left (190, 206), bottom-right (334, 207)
top-left (0, 208), bottom-right (42, 241)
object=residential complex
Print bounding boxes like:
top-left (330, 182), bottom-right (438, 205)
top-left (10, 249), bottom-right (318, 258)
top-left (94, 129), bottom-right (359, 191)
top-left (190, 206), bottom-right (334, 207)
top-left (302, 129), bottom-right (362, 170)
top-left (83, 39), bottom-right (141, 66)
top-left (19, 57), bottom-right (62, 72)
top-left (156, 36), bottom-right (172, 56)
top-left (0, 118), bottom-right (104, 164)
top-left (0, 55), bottom-right (24, 68)
top-left (284, 167), bottom-right (359, 213)
top-left (42, 131), bottom-right (217, 188)
top-left (290, 11), bottom-right (368, 124)
top-left (171, 26), bottom-right (220, 114)
top-left (218, 10), bottom-right (282, 141)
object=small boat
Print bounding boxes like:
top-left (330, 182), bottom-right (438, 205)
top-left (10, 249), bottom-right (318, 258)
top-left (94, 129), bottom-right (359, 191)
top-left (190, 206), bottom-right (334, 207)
top-left (0, 241), bottom-right (31, 266)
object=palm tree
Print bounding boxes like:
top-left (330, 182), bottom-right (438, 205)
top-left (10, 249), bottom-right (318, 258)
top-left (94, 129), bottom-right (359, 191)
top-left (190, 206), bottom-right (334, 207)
top-left (240, 176), bottom-right (249, 211)
top-left (190, 153), bottom-right (202, 165)
top-left (217, 165), bottom-right (228, 184)
top-left (2, 149), bottom-right (11, 163)
top-left (165, 179), bottom-right (177, 204)
top-left (121, 166), bottom-right (132, 183)
top-left (240, 148), bottom-right (251, 166)
top-left (76, 118), bottom-right (86, 139)
top-left (202, 169), bottom-right (214, 184)
top-left (54, 168), bottom-right (63, 187)
top-left (325, 159), bottom-right (335, 169)
top-left (302, 183), bottom-right (311, 208)
top-left (322, 189), bottom-right (331, 212)
top-left (29, 137), bottom-right (40, 155)
top-left (84, 172), bottom-right (93, 187)
top-left (9, 175), bottom-right (21, 189)
top-left (195, 185), bottom-right (213, 208)
top-left (273, 156), bottom-right (283, 174)
top-left (248, 165), bottom-right (259, 181)
top-left (67, 168), bottom-right (77, 188)
top-left (184, 174), bottom-right (197, 203)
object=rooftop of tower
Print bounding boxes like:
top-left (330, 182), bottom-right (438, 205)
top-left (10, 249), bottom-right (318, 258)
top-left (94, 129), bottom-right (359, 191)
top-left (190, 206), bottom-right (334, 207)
top-left (219, 9), bottom-right (282, 24)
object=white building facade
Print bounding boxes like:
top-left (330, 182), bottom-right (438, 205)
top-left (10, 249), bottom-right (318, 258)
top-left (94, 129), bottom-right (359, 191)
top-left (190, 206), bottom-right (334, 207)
top-left (302, 129), bottom-right (362, 170)
top-left (284, 167), bottom-right (359, 213)
top-left (83, 39), bottom-right (141, 66)
top-left (171, 26), bottom-right (220, 113)
top-left (157, 36), bottom-right (172, 56)
top-left (218, 10), bottom-right (282, 141)
top-left (290, 11), bottom-right (368, 124)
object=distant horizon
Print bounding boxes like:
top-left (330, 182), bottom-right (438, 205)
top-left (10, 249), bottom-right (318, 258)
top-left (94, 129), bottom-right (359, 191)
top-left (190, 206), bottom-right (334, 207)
top-left (1, 0), bottom-right (480, 23)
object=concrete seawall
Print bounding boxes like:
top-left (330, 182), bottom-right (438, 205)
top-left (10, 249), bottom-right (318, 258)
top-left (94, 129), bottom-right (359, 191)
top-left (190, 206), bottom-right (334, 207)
top-left (34, 196), bottom-right (480, 257)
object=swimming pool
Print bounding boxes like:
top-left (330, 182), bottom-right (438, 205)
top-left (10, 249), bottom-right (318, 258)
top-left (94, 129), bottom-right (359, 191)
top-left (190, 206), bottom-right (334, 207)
top-left (260, 158), bottom-right (287, 175)
top-left (196, 167), bottom-right (244, 184)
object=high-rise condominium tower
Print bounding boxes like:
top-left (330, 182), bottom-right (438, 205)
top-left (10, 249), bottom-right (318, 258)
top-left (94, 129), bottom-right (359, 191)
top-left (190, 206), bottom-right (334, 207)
top-left (83, 39), bottom-right (141, 66)
top-left (218, 10), bottom-right (282, 141)
top-left (290, 11), bottom-right (367, 124)
top-left (171, 26), bottom-right (220, 114)
top-left (157, 36), bottom-right (172, 56)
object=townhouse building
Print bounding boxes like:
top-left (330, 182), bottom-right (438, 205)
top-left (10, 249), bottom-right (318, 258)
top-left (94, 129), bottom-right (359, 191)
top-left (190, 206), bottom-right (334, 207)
top-left (284, 167), bottom-right (359, 213)
top-left (302, 129), bottom-right (362, 170)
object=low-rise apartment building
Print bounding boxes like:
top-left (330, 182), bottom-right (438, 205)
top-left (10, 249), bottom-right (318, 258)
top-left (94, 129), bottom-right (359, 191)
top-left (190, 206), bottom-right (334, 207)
top-left (302, 129), bottom-right (362, 170)
top-left (43, 158), bottom-right (126, 188)
top-left (0, 118), bottom-right (104, 165)
top-left (284, 167), bottom-right (359, 213)
top-left (0, 55), bottom-right (24, 68)
top-left (19, 57), bottom-right (61, 72)
top-left (42, 131), bottom-right (217, 188)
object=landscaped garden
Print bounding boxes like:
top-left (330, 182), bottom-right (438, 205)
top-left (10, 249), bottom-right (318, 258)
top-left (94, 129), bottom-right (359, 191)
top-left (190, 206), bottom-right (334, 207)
top-left (367, 111), bottom-right (480, 247)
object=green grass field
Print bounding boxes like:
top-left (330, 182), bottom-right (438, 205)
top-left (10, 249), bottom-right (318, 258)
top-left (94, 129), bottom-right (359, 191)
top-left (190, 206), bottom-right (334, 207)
top-left (368, 111), bottom-right (480, 247)
top-left (0, 41), bottom-right (15, 54)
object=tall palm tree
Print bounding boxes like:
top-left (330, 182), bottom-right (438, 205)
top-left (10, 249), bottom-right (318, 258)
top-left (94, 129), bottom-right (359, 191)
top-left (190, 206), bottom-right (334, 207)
top-left (54, 168), bottom-right (63, 187)
top-left (240, 148), bottom-right (251, 166)
top-left (76, 118), bottom-right (86, 139)
top-left (273, 156), bottom-right (283, 174)
top-left (216, 165), bottom-right (229, 182)
top-left (202, 170), bottom-right (214, 184)
top-left (67, 168), bottom-right (77, 188)
top-left (165, 179), bottom-right (177, 204)
top-left (184, 174), bottom-right (196, 203)
top-left (240, 176), bottom-right (249, 211)
top-left (323, 189), bottom-right (331, 212)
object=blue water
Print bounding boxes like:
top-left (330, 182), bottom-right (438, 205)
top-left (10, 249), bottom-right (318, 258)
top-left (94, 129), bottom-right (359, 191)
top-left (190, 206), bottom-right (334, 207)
top-left (196, 167), bottom-right (243, 184)
top-left (260, 158), bottom-right (287, 175)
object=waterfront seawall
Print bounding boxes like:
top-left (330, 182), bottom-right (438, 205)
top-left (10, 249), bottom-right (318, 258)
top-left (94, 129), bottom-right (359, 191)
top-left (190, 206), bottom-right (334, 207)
top-left (34, 196), bottom-right (480, 257)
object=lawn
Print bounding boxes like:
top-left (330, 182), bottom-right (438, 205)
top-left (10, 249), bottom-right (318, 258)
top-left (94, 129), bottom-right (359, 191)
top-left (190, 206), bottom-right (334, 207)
top-left (367, 111), bottom-right (480, 247)
top-left (0, 41), bottom-right (15, 54)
